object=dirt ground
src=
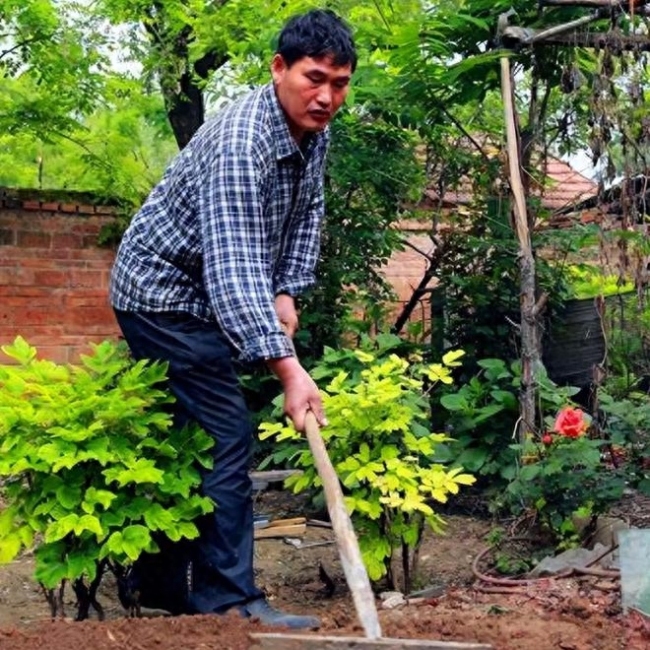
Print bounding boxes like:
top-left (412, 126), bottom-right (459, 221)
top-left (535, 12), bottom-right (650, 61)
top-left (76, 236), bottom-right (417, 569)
top-left (1, 490), bottom-right (649, 650)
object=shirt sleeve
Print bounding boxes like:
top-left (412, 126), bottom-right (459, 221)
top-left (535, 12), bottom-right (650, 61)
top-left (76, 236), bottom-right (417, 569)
top-left (272, 164), bottom-right (325, 298)
top-left (196, 149), bottom-right (295, 363)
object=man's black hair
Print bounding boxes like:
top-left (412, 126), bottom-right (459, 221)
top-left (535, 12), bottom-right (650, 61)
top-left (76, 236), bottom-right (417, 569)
top-left (277, 9), bottom-right (357, 72)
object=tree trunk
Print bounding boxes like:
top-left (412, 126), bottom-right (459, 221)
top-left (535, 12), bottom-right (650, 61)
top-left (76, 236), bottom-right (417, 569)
top-left (162, 71), bottom-right (206, 150)
top-left (144, 10), bottom-right (228, 150)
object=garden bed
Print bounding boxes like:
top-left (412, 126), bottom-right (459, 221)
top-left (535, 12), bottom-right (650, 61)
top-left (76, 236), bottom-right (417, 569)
top-left (1, 491), bottom-right (649, 650)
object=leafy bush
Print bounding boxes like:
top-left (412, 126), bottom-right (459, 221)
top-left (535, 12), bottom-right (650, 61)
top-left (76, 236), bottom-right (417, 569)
top-left (0, 337), bottom-right (214, 617)
top-left (436, 358), bottom-right (580, 490)
top-left (258, 336), bottom-right (475, 592)
top-left (505, 406), bottom-right (625, 547)
top-left (563, 264), bottom-right (633, 300)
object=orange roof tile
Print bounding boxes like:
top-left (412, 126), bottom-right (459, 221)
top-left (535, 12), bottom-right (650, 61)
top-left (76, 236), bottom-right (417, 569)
top-left (422, 156), bottom-right (597, 213)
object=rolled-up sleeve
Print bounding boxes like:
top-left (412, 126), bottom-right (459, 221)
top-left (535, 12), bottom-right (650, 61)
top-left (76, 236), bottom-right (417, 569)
top-left (197, 149), bottom-right (295, 363)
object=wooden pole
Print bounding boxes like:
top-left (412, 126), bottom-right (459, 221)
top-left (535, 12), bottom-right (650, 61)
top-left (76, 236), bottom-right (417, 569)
top-left (499, 54), bottom-right (540, 442)
top-left (304, 412), bottom-right (383, 640)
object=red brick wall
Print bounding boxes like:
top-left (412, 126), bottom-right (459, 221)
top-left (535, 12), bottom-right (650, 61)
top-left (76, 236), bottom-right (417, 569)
top-left (0, 189), bottom-right (120, 364)
top-left (380, 220), bottom-right (438, 332)
top-left (0, 189), bottom-right (436, 364)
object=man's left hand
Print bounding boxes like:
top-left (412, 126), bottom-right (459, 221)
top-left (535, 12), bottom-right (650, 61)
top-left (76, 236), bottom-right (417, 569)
top-left (275, 293), bottom-right (298, 338)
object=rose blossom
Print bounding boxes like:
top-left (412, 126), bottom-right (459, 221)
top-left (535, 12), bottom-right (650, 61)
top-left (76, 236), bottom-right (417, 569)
top-left (554, 406), bottom-right (588, 438)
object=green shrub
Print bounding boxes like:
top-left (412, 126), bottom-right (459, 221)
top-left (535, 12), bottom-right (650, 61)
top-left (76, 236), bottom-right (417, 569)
top-left (0, 337), bottom-right (214, 617)
top-left (259, 336), bottom-right (475, 592)
top-left (505, 406), bottom-right (625, 548)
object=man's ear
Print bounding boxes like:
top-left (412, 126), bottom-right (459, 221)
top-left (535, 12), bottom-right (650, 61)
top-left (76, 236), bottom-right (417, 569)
top-left (270, 54), bottom-right (288, 83)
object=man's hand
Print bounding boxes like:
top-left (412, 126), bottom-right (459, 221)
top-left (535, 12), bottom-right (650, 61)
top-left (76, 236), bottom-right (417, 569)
top-left (275, 293), bottom-right (298, 338)
top-left (266, 356), bottom-right (327, 432)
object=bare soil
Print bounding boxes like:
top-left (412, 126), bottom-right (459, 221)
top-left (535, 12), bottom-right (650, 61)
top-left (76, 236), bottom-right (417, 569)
top-left (1, 490), bottom-right (649, 650)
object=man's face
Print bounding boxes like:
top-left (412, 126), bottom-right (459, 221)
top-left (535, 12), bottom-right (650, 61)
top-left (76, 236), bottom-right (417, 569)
top-left (271, 54), bottom-right (352, 142)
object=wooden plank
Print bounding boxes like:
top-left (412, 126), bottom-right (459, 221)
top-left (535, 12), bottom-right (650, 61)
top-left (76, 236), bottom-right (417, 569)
top-left (249, 633), bottom-right (493, 649)
top-left (267, 517), bottom-right (306, 528)
top-left (254, 524), bottom-right (306, 539)
top-left (250, 470), bottom-right (302, 482)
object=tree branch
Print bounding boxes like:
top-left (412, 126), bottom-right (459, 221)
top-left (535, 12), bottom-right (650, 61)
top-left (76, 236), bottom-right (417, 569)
top-left (530, 31), bottom-right (650, 50)
top-left (540, 0), bottom-right (647, 7)
top-left (0, 35), bottom-right (48, 62)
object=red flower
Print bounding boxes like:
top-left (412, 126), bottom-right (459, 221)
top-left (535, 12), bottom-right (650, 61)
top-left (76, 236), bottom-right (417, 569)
top-left (541, 433), bottom-right (553, 445)
top-left (554, 407), bottom-right (588, 438)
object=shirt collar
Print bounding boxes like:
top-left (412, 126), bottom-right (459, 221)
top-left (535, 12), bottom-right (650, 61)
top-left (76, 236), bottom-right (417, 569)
top-left (262, 83), bottom-right (327, 161)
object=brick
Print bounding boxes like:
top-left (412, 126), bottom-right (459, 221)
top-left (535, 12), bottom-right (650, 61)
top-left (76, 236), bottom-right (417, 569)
top-left (60, 203), bottom-right (78, 213)
top-left (65, 291), bottom-right (111, 309)
top-left (76, 204), bottom-right (96, 215)
top-left (33, 269), bottom-right (68, 287)
top-left (69, 269), bottom-right (103, 289)
top-left (40, 202), bottom-right (60, 212)
top-left (13, 328), bottom-right (67, 344)
top-left (68, 305), bottom-right (117, 329)
top-left (15, 258), bottom-right (54, 268)
top-left (0, 268), bottom-right (16, 284)
top-left (76, 249), bottom-right (115, 263)
top-left (81, 234), bottom-right (101, 248)
top-left (95, 205), bottom-right (116, 215)
top-left (16, 231), bottom-right (52, 248)
top-left (0, 229), bottom-right (15, 245)
top-left (52, 233), bottom-right (83, 250)
top-left (22, 200), bottom-right (41, 211)
top-left (0, 286), bottom-right (64, 299)
top-left (84, 257), bottom-right (115, 269)
top-left (0, 304), bottom-right (15, 325)
top-left (71, 221), bottom-right (101, 235)
top-left (20, 306), bottom-right (66, 326)
top-left (35, 346), bottom-right (71, 364)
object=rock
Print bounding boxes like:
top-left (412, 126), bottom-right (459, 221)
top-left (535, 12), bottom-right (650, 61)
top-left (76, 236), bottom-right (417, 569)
top-left (529, 543), bottom-right (614, 577)
top-left (379, 591), bottom-right (406, 609)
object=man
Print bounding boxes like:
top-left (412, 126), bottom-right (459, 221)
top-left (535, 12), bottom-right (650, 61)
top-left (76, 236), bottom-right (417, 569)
top-left (110, 9), bottom-right (356, 629)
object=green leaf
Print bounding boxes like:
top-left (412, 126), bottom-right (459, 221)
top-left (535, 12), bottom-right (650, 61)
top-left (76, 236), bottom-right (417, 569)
top-left (121, 525), bottom-right (152, 561)
top-left (440, 394), bottom-right (468, 411)
top-left (35, 556), bottom-right (68, 589)
top-left (56, 485), bottom-right (82, 510)
top-left (1, 337), bottom-right (37, 365)
top-left (456, 447), bottom-right (489, 472)
top-left (143, 504), bottom-right (176, 532)
top-left (0, 533), bottom-right (22, 563)
top-left (442, 349), bottom-right (465, 367)
top-left (74, 515), bottom-right (104, 538)
top-left (44, 514), bottom-right (79, 543)
top-left (82, 487), bottom-right (117, 513)
top-left (103, 459), bottom-right (165, 487)
top-left (66, 551), bottom-right (98, 582)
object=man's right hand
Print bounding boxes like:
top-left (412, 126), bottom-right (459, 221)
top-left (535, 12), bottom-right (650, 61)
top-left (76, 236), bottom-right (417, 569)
top-left (266, 356), bottom-right (327, 432)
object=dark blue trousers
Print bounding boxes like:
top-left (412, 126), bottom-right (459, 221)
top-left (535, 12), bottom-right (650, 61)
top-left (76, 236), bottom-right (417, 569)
top-left (114, 310), bottom-right (264, 613)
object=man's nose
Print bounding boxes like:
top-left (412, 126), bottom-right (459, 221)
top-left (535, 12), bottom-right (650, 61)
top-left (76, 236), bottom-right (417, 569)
top-left (316, 84), bottom-right (332, 107)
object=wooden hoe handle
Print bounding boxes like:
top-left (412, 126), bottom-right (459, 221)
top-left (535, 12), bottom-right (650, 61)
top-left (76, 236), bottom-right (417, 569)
top-left (304, 411), bottom-right (382, 640)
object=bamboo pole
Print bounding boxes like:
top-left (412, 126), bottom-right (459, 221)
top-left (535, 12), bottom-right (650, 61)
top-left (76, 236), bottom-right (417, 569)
top-left (499, 53), bottom-right (539, 442)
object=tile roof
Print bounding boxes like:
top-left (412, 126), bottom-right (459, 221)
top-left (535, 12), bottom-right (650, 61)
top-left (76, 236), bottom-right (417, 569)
top-left (420, 156), bottom-right (597, 213)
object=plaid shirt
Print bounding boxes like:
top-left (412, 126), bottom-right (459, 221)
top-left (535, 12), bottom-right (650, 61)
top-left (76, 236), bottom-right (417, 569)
top-left (110, 83), bottom-right (329, 363)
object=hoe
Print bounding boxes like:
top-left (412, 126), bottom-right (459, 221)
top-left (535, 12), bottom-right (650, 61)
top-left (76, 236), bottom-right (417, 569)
top-left (250, 412), bottom-right (492, 650)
